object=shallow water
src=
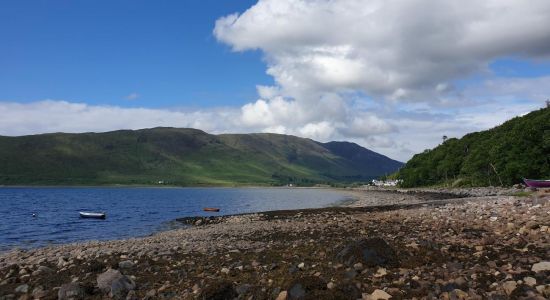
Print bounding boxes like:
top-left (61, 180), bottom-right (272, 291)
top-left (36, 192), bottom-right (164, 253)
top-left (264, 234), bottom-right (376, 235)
top-left (0, 187), bottom-right (350, 250)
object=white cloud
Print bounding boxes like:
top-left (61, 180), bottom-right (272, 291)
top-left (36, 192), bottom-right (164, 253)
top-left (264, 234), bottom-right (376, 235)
top-left (2, 1), bottom-right (550, 163)
top-left (211, 0), bottom-right (550, 160)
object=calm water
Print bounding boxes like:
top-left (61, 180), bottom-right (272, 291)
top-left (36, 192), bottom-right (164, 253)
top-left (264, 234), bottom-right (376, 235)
top-left (0, 187), bottom-right (349, 251)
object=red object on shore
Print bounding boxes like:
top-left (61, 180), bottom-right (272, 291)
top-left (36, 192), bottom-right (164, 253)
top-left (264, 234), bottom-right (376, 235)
top-left (523, 178), bottom-right (550, 188)
top-left (203, 207), bottom-right (220, 212)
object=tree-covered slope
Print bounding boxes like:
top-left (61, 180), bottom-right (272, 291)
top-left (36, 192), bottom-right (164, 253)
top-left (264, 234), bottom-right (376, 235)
top-left (398, 107), bottom-right (550, 187)
top-left (0, 128), bottom-right (403, 186)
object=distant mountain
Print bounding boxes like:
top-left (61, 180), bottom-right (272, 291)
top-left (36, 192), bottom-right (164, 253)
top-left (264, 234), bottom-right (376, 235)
top-left (398, 107), bottom-right (550, 187)
top-left (0, 128), bottom-right (402, 186)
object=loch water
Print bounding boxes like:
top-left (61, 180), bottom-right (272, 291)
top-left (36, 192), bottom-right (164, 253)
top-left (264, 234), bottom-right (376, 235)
top-left (0, 187), bottom-right (350, 251)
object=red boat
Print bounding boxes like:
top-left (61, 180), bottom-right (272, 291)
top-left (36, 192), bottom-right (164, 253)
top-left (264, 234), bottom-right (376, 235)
top-left (523, 178), bottom-right (550, 188)
top-left (203, 207), bottom-right (220, 212)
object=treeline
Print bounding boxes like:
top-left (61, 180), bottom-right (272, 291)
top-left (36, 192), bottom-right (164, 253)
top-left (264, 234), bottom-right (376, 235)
top-left (398, 107), bottom-right (550, 187)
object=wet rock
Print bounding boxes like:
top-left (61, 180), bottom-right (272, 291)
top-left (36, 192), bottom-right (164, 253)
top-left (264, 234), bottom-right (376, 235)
top-left (14, 284), bottom-right (28, 294)
top-left (31, 286), bottom-right (47, 299)
top-left (336, 238), bottom-right (398, 267)
top-left (118, 260), bottom-right (134, 269)
top-left (97, 269), bottom-right (135, 299)
top-left (531, 261), bottom-right (550, 272)
top-left (235, 284), bottom-right (252, 295)
top-left (58, 282), bottom-right (85, 300)
top-left (286, 276), bottom-right (326, 299)
top-left (288, 284), bottom-right (305, 299)
top-left (199, 280), bottom-right (237, 300)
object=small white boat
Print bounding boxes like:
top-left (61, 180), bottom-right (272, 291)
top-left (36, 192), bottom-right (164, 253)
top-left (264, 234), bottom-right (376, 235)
top-left (79, 211), bottom-right (106, 219)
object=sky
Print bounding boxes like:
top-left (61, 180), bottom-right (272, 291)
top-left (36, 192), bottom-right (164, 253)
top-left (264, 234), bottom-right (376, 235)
top-left (1, 0), bottom-right (550, 162)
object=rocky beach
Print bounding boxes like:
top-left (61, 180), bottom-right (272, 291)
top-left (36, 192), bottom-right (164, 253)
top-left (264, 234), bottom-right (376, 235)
top-left (1, 187), bottom-right (549, 300)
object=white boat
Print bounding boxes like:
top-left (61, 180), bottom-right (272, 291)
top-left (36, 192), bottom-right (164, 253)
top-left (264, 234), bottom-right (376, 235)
top-left (79, 211), bottom-right (106, 219)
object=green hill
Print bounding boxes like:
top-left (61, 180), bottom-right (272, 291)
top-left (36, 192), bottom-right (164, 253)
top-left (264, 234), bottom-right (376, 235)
top-left (0, 128), bottom-right (402, 186)
top-left (398, 107), bottom-right (550, 187)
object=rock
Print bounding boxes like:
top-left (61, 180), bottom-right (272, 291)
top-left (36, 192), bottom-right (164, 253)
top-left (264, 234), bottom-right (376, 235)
top-left (451, 289), bottom-right (468, 300)
top-left (353, 262), bottom-right (363, 271)
top-left (97, 269), bottom-right (135, 298)
top-left (199, 280), bottom-right (237, 300)
top-left (58, 282), bottom-right (85, 300)
top-left (195, 219), bottom-right (203, 226)
top-left (276, 291), bottom-right (288, 300)
top-left (286, 276), bottom-right (326, 299)
top-left (374, 267), bottom-right (387, 277)
top-left (524, 277), bottom-right (536, 287)
top-left (327, 282), bottom-right (335, 289)
top-left (31, 286), bottom-right (47, 299)
top-left (531, 261), bottom-right (550, 272)
top-left (32, 266), bottom-right (54, 276)
top-left (14, 284), bottom-right (28, 294)
top-left (118, 260), bottom-right (134, 269)
top-left (535, 285), bottom-right (550, 297)
top-left (235, 284), bottom-right (252, 295)
top-left (336, 238), bottom-right (398, 267)
top-left (288, 284), bottom-right (306, 299)
top-left (368, 289), bottom-right (392, 300)
top-left (125, 290), bottom-right (137, 300)
top-left (220, 267), bottom-right (230, 274)
top-left (503, 281), bottom-right (517, 295)
top-left (297, 262), bottom-right (305, 270)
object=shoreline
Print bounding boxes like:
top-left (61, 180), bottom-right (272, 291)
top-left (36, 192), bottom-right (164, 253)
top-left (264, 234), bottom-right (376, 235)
top-left (1, 188), bottom-right (548, 299)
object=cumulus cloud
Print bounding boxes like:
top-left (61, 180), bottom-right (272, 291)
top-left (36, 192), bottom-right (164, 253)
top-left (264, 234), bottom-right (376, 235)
top-left (2, 1), bottom-right (550, 162)
top-left (215, 0), bottom-right (550, 99)
top-left (211, 0), bottom-right (550, 160)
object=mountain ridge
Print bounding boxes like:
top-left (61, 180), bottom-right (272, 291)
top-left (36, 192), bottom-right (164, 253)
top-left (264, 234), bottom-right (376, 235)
top-left (0, 127), bottom-right (403, 186)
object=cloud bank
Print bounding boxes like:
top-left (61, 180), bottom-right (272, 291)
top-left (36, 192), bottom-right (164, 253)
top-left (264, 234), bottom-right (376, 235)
top-left (2, 1), bottom-right (550, 161)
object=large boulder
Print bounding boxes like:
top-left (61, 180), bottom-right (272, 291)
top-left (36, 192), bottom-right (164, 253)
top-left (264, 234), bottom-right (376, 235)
top-left (96, 269), bottom-right (135, 299)
top-left (58, 282), bottom-right (85, 300)
top-left (335, 238), bottom-right (399, 267)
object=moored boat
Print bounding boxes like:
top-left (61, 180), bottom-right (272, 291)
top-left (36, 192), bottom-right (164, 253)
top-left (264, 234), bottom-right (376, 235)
top-left (523, 178), bottom-right (550, 188)
top-left (203, 207), bottom-right (220, 212)
top-left (79, 211), bottom-right (106, 219)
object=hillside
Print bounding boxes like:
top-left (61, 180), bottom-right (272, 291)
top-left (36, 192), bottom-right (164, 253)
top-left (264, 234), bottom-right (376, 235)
top-left (0, 128), bottom-right (402, 186)
top-left (398, 107), bottom-right (550, 187)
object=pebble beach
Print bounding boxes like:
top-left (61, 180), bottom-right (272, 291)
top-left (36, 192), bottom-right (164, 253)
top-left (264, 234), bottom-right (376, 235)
top-left (1, 187), bottom-right (549, 299)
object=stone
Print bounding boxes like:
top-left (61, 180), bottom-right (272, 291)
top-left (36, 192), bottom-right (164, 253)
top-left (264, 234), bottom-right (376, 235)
top-left (125, 290), bottom-right (137, 300)
top-left (336, 238), bottom-right (398, 267)
top-left (276, 291), bottom-right (288, 300)
top-left (297, 262), bottom-right (305, 270)
top-left (118, 260), bottom-right (134, 269)
top-left (353, 263), bottom-right (363, 271)
top-left (97, 269), bottom-right (135, 298)
top-left (374, 267), bottom-right (387, 277)
top-left (535, 285), bottom-right (550, 297)
top-left (502, 281), bottom-right (517, 295)
top-left (531, 261), bottom-right (550, 272)
top-left (58, 282), bottom-right (85, 300)
top-left (327, 282), bottom-right (335, 289)
top-left (524, 277), bottom-right (536, 287)
top-left (369, 289), bottom-right (392, 300)
top-left (31, 286), bottom-right (47, 299)
top-left (194, 219), bottom-right (203, 226)
top-left (288, 284), bottom-right (306, 299)
top-left (14, 284), bottom-right (28, 294)
top-left (235, 284), bottom-right (252, 295)
top-left (220, 267), bottom-right (230, 274)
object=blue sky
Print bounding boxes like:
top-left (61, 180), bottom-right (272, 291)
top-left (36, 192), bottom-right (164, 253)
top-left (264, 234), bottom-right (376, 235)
top-left (1, 0), bottom-right (550, 161)
top-left (0, 0), bottom-right (271, 107)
